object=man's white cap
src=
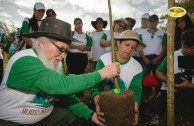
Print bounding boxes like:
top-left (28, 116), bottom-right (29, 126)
top-left (34, 2), bottom-right (45, 10)
top-left (141, 13), bottom-right (150, 19)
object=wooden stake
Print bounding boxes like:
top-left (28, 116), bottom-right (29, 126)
top-left (107, 0), bottom-right (119, 89)
top-left (167, 0), bottom-right (175, 125)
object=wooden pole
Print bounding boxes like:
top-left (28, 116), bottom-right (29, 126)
top-left (167, 0), bottom-right (175, 125)
top-left (107, 0), bottom-right (120, 90)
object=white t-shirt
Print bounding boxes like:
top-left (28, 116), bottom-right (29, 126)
top-left (161, 49), bottom-right (194, 90)
top-left (90, 31), bottom-right (105, 61)
top-left (141, 29), bottom-right (166, 55)
top-left (69, 31), bottom-right (88, 54)
top-left (102, 30), bottom-right (120, 54)
top-left (132, 27), bottom-right (148, 57)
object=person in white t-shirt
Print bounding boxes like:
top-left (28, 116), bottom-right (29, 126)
top-left (133, 13), bottom-right (150, 62)
top-left (20, 2), bottom-right (45, 49)
top-left (151, 28), bottom-right (194, 125)
top-left (66, 18), bottom-right (93, 101)
top-left (139, 14), bottom-right (167, 96)
top-left (90, 17), bottom-right (107, 68)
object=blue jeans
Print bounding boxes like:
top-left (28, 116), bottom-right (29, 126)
top-left (140, 55), bottom-right (162, 96)
top-left (140, 55), bottom-right (161, 78)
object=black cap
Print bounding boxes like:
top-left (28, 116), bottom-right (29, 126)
top-left (149, 14), bottom-right (159, 22)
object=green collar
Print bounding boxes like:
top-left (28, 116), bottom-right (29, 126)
top-left (116, 56), bottom-right (131, 65)
top-left (32, 48), bottom-right (38, 56)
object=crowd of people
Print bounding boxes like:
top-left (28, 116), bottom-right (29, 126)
top-left (0, 1), bottom-right (194, 126)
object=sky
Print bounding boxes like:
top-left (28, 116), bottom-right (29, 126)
top-left (0, 0), bottom-right (168, 32)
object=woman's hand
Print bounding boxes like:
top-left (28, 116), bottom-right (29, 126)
top-left (93, 95), bottom-right (106, 124)
top-left (91, 112), bottom-right (105, 126)
top-left (78, 45), bottom-right (86, 52)
top-left (133, 102), bottom-right (139, 126)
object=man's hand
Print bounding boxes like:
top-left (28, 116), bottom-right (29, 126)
top-left (98, 62), bottom-right (120, 80)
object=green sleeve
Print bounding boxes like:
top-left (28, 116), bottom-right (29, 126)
top-left (86, 35), bottom-right (92, 47)
top-left (161, 33), bottom-right (167, 46)
top-left (157, 56), bottom-right (167, 72)
top-left (1, 33), bottom-right (7, 44)
top-left (7, 56), bottom-right (102, 95)
top-left (101, 33), bottom-right (107, 40)
top-left (91, 59), bottom-right (106, 98)
top-left (64, 95), bottom-right (93, 120)
top-left (129, 72), bottom-right (143, 105)
top-left (20, 19), bottom-right (30, 33)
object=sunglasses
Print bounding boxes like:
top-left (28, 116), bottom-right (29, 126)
top-left (151, 33), bottom-right (154, 38)
top-left (49, 39), bottom-right (68, 54)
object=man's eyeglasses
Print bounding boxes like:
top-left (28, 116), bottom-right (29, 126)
top-left (49, 39), bottom-right (68, 54)
top-left (51, 42), bottom-right (69, 54)
top-left (151, 33), bottom-right (154, 38)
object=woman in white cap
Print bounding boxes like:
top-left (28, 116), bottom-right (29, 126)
top-left (100, 18), bottom-right (128, 55)
top-left (20, 2), bottom-right (45, 49)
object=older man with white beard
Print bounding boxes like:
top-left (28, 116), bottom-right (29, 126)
top-left (0, 18), bottom-right (120, 126)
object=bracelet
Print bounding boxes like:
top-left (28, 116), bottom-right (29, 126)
top-left (88, 112), bottom-right (94, 121)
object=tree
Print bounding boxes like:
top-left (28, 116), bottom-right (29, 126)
top-left (0, 20), bottom-right (17, 52)
top-left (159, 14), bottom-right (168, 31)
top-left (158, 0), bottom-right (194, 31)
top-left (176, 0), bottom-right (194, 16)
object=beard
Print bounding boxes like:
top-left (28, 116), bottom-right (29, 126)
top-left (38, 49), bottom-right (63, 74)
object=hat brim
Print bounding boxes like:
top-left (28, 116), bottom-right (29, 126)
top-left (23, 32), bottom-right (73, 44)
top-left (91, 21), bottom-right (107, 30)
top-left (115, 37), bottom-right (146, 52)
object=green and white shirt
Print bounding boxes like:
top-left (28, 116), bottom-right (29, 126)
top-left (158, 50), bottom-right (194, 91)
top-left (174, 50), bottom-right (194, 83)
top-left (133, 27), bottom-right (147, 57)
top-left (101, 30), bottom-right (121, 54)
top-left (20, 18), bottom-right (41, 49)
top-left (91, 52), bottom-right (143, 105)
top-left (157, 56), bottom-right (167, 90)
top-left (0, 48), bottom-right (102, 124)
top-left (69, 31), bottom-right (92, 54)
top-left (140, 29), bottom-right (167, 55)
